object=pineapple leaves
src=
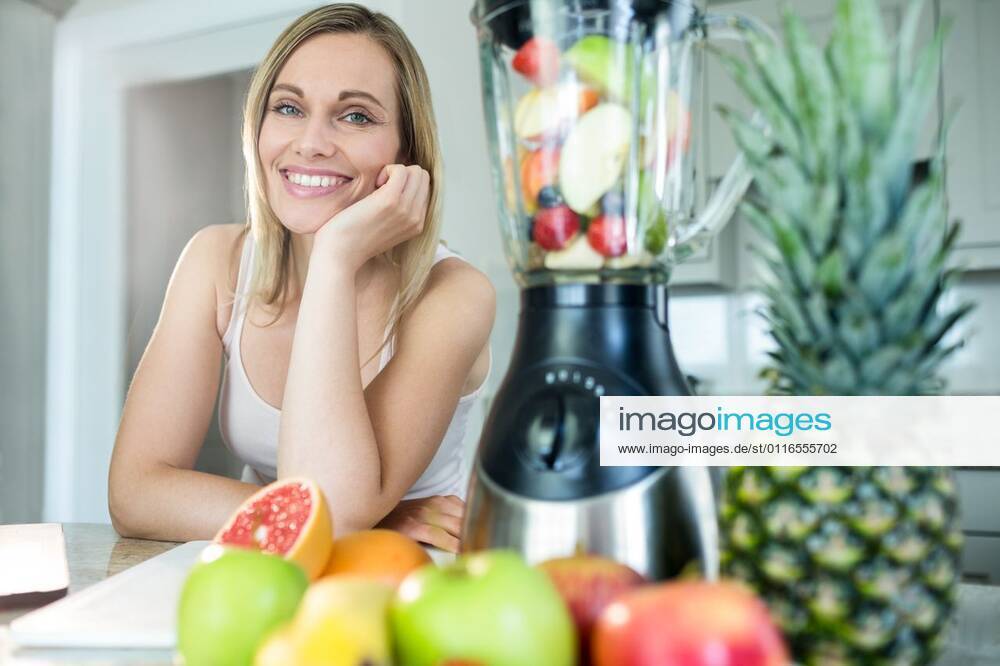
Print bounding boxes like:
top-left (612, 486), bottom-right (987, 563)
top-left (816, 250), bottom-right (847, 299)
top-left (781, 4), bottom-right (837, 178)
top-left (827, 0), bottom-right (894, 136)
top-left (719, 0), bottom-right (971, 395)
top-left (710, 46), bottom-right (802, 158)
top-left (716, 105), bottom-right (773, 164)
top-left (879, 17), bottom-right (952, 212)
top-left (896, 0), bottom-right (927, 95)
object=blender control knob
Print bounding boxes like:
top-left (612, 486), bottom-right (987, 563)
top-left (518, 389), bottom-right (594, 472)
top-left (524, 391), bottom-right (563, 469)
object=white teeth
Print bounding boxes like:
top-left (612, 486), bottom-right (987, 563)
top-left (285, 171), bottom-right (344, 188)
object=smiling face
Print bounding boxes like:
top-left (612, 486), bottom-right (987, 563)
top-left (258, 32), bottom-right (401, 235)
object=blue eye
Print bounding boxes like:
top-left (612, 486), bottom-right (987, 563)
top-left (345, 111), bottom-right (373, 125)
top-left (272, 102), bottom-right (301, 116)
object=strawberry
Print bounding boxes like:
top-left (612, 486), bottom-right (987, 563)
top-left (512, 37), bottom-right (560, 86)
top-left (533, 205), bottom-right (580, 251)
top-left (587, 214), bottom-right (628, 257)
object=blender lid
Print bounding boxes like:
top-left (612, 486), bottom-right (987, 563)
top-left (470, 0), bottom-right (701, 32)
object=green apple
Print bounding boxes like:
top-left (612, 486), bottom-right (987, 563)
top-left (177, 545), bottom-right (308, 666)
top-left (390, 550), bottom-right (576, 666)
top-left (559, 103), bottom-right (632, 214)
top-left (564, 35), bottom-right (655, 106)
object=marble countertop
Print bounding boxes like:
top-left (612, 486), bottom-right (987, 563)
top-left (1, 523), bottom-right (998, 665)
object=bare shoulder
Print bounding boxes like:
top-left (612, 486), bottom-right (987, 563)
top-left (403, 256), bottom-right (496, 349)
top-left (427, 257), bottom-right (496, 324)
top-left (179, 223), bottom-right (248, 339)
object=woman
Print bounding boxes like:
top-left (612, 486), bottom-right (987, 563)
top-left (108, 3), bottom-right (495, 553)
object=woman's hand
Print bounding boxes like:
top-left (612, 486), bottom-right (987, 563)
top-left (375, 494), bottom-right (465, 553)
top-left (314, 163), bottom-right (430, 274)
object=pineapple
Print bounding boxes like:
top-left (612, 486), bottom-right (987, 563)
top-left (713, 0), bottom-right (972, 663)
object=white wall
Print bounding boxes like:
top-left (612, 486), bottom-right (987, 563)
top-left (0, 0), bottom-right (56, 524)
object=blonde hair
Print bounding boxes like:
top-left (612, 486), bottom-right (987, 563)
top-left (240, 3), bottom-right (443, 359)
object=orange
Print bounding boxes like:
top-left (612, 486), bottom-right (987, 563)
top-left (321, 528), bottom-right (432, 586)
top-left (215, 477), bottom-right (334, 581)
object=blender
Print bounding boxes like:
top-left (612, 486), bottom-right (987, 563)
top-left (463, 0), bottom-right (766, 580)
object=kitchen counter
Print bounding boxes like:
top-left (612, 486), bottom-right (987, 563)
top-left (1, 523), bottom-right (998, 665)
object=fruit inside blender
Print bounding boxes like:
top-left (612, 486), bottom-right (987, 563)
top-left (509, 34), bottom-right (691, 274)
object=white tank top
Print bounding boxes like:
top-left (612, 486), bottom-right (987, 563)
top-left (217, 233), bottom-right (490, 500)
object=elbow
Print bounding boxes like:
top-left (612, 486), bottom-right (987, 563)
top-left (331, 496), bottom-right (394, 537)
top-left (107, 462), bottom-right (155, 539)
top-left (108, 493), bottom-right (138, 538)
top-left (108, 478), bottom-right (142, 538)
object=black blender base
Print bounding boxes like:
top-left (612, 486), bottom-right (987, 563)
top-left (479, 283), bottom-right (692, 500)
top-left (463, 283), bottom-right (719, 579)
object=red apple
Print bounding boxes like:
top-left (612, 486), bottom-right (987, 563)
top-left (587, 214), bottom-right (628, 257)
top-left (539, 555), bottom-right (646, 665)
top-left (592, 580), bottom-right (789, 666)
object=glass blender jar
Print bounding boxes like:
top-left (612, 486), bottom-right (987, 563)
top-left (478, 0), bottom-right (757, 286)
top-left (463, 0), bottom-right (767, 580)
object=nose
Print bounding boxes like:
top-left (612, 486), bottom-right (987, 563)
top-left (292, 114), bottom-right (336, 159)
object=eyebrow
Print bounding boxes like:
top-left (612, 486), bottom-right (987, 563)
top-left (271, 83), bottom-right (386, 111)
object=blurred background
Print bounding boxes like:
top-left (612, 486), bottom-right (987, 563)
top-left (1, 0), bottom-right (997, 581)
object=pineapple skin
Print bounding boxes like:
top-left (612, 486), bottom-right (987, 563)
top-left (721, 466), bottom-right (962, 665)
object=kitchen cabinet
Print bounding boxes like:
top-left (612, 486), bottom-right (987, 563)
top-left (940, 0), bottom-right (1000, 270)
top-left (957, 469), bottom-right (1000, 585)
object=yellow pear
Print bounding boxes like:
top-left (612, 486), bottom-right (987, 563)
top-left (255, 577), bottom-right (395, 666)
top-left (254, 625), bottom-right (297, 666)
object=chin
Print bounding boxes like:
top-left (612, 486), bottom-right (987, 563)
top-left (277, 213), bottom-right (331, 235)
top-left (270, 198), bottom-right (344, 235)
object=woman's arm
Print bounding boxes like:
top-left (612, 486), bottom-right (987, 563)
top-left (108, 225), bottom-right (260, 541)
top-left (279, 165), bottom-right (495, 535)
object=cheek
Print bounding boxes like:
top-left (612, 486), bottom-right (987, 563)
top-left (357, 133), bottom-right (403, 181)
top-left (257, 121), bottom-right (282, 171)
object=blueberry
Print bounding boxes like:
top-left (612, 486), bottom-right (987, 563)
top-left (601, 191), bottom-right (625, 216)
top-left (537, 186), bottom-right (563, 209)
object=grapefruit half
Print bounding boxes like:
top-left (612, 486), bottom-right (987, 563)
top-left (214, 477), bottom-right (333, 581)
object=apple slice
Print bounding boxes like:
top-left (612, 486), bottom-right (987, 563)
top-left (559, 103), bottom-right (633, 214)
top-left (514, 83), bottom-right (603, 142)
top-left (544, 234), bottom-right (605, 271)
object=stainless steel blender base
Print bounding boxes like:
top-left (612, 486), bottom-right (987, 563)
top-left (462, 461), bottom-right (719, 581)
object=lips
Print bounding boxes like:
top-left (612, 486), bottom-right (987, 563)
top-left (279, 168), bottom-right (353, 199)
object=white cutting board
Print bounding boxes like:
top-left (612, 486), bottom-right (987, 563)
top-left (7, 540), bottom-right (210, 649)
top-left (7, 540), bottom-right (455, 650)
